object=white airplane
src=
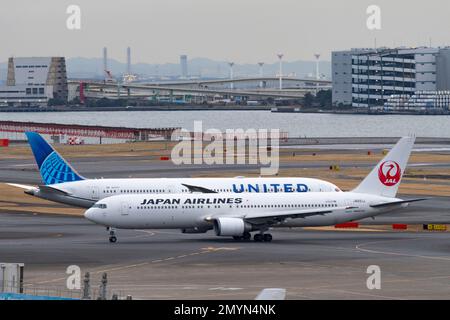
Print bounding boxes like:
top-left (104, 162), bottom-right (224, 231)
top-left (84, 136), bottom-right (424, 243)
top-left (10, 132), bottom-right (341, 208)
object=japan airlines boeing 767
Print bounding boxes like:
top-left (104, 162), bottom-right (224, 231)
top-left (9, 132), bottom-right (340, 208)
top-left (85, 136), bottom-right (424, 243)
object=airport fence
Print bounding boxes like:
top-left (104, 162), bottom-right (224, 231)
top-left (1, 280), bottom-right (128, 300)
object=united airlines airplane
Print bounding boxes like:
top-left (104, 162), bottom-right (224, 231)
top-left (85, 136), bottom-right (424, 243)
top-left (10, 132), bottom-right (341, 208)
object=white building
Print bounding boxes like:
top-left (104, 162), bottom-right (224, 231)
top-left (332, 47), bottom-right (450, 108)
top-left (0, 57), bottom-right (68, 106)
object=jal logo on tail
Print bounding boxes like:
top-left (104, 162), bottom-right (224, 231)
top-left (378, 161), bottom-right (401, 186)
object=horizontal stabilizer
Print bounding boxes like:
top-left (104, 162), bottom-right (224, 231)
top-left (38, 185), bottom-right (70, 196)
top-left (6, 183), bottom-right (36, 191)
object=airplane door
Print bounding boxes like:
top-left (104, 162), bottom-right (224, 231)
top-left (121, 202), bottom-right (131, 216)
top-left (89, 186), bottom-right (99, 200)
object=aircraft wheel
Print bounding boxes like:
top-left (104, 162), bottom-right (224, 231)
top-left (263, 234), bottom-right (273, 242)
top-left (254, 234), bottom-right (263, 242)
top-left (109, 236), bottom-right (117, 243)
top-left (243, 232), bottom-right (251, 241)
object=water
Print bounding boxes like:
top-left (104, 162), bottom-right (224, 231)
top-left (1, 111), bottom-right (450, 138)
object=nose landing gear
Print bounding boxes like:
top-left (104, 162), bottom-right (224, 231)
top-left (107, 227), bottom-right (117, 243)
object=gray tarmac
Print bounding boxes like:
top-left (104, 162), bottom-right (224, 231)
top-left (2, 155), bottom-right (450, 184)
top-left (1, 146), bottom-right (450, 299)
top-left (0, 212), bottom-right (449, 299)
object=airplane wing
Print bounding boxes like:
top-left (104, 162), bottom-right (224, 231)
top-left (370, 198), bottom-right (427, 208)
top-left (255, 288), bottom-right (286, 300)
top-left (182, 184), bottom-right (218, 194)
top-left (243, 207), bottom-right (347, 225)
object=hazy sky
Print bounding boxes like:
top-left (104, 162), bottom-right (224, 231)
top-left (1, 0), bottom-right (450, 64)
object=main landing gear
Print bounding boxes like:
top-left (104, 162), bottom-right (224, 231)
top-left (232, 232), bottom-right (252, 241)
top-left (254, 233), bottom-right (272, 242)
top-left (232, 232), bottom-right (273, 242)
top-left (107, 227), bottom-right (117, 243)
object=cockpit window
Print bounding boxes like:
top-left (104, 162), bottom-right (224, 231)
top-left (92, 203), bottom-right (107, 209)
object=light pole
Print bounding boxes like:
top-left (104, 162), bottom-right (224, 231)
top-left (277, 53), bottom-right (284, 90)
top-left (228, 62), bottom-right (234, 90)
top-left (314, 53), bottom-right (321, 94)
top-left (314, 54), bottom-right (320, 80)
top-left (258, 62), bottom-right (264, 88)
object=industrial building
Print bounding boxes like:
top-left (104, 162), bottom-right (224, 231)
top-left (0, 57), bottom-right (68, 106)
top-left (332, 47), bottom-right (450, 108)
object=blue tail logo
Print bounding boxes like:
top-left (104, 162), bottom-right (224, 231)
top-left (25, 132), bottom-right (84, 185)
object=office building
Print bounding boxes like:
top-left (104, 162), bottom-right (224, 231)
top-left (332, 47), bottom-right (450, 108)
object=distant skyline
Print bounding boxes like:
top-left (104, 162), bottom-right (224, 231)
top-left (1, 1), bottom-right (450, 64)
top-left (0, 56), bottom-right (332, 80)
top-left (64, 57), bottom-right (332, 79)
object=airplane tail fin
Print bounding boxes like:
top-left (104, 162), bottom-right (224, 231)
top-left (25, 132), bottom-right (85, 185)
top-left (352, 136), bottom-right (415, 198)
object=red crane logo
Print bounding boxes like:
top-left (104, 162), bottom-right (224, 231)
top-left (378, 161), bottom-right (401, 186)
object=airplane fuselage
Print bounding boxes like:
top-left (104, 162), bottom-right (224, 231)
top-left (28, 177), bottom-right (341, 208)
top-left (85, 192), bottom-right (403, 230)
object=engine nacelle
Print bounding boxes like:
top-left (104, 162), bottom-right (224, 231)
top-left (181, 227), bottom-right (211, 234)
top-left (213, 217), bottom-right (251, 237)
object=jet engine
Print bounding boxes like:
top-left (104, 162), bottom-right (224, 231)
top-left (213, 217), bottom-right (252, 236)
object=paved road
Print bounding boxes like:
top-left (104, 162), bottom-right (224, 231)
top-left (0, 212), bottom-right (449, 299)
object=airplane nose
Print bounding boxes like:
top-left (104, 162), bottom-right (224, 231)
top-left (84, 208), bottom-right (97, 222)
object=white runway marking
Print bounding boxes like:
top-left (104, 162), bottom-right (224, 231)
top-left (355, 237), bottom-right (450, 262)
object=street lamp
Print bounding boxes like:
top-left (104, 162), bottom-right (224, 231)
top-left (228, 62), bottom-right (235, 90)
top-left (258, 62), bottom-right (264, 88)
top-left (277, 53), bottom-right (284, 90)
top-left (314, 54), bottom-right (321, 80)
